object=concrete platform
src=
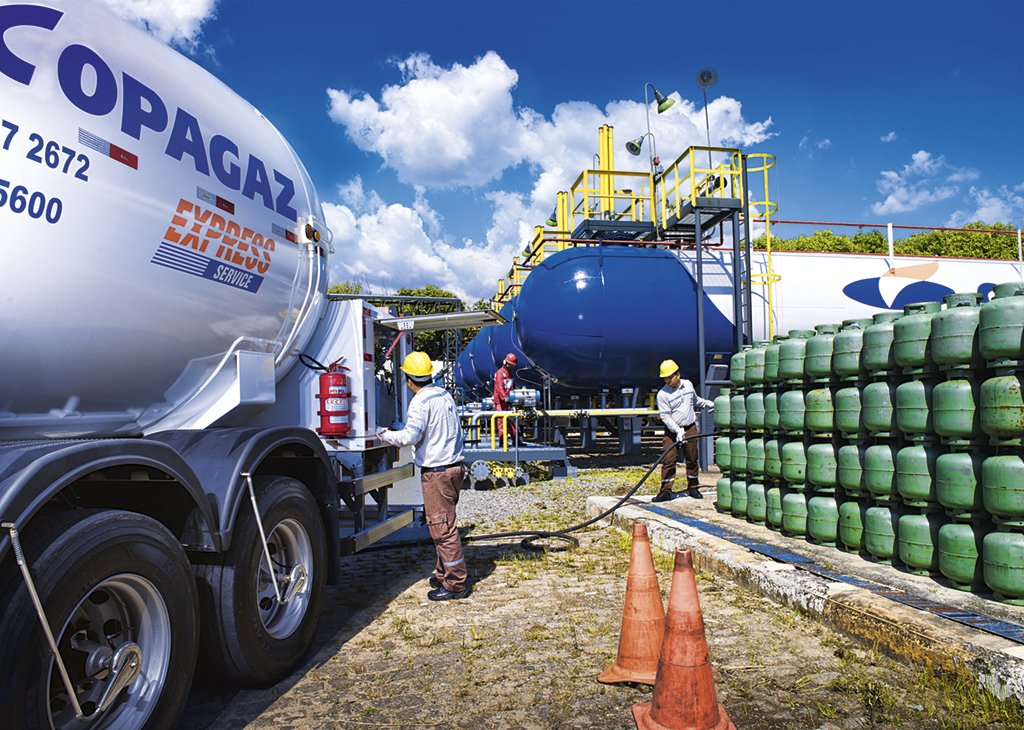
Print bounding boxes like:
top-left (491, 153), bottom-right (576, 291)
top-left (586, 483), bottom-right (1024, 705)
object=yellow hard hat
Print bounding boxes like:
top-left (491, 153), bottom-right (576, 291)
top-left (659, 359), bottom-right (679, 378)
top-left (400, 351), bottom-right (433, 378)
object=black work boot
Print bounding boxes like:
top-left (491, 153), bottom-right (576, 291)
top-left (687, 486), bottom-right (704, 499)
top-left (651, 490), bottom-right (674, 503)
top-left (428, 585), bottom-right (471, 601)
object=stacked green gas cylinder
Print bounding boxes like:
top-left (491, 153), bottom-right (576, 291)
top-left (714, 283), bottom-right (1024, 604)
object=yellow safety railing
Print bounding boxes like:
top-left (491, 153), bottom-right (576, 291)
top-left (657, 146), bottom-right (743, 227)
top-left (745, 153), bottom-right (781, 338)
top-left (569, 168), bottom-right (655, 232)
top-left (489, 412), bottom-right (519, 451)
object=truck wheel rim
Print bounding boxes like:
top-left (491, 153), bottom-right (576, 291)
top-left (257, 517), bottom-right (313, 639)
top-left (48, 574), bottom-right (171, 728)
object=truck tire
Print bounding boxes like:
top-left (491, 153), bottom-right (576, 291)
top-left (195, 475), bottom-right (326, 686)
top-left (0, 509), bottom-right (199, 730)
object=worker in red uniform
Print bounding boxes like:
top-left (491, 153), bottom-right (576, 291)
top-left (493, 353), bottom-right (517, 445)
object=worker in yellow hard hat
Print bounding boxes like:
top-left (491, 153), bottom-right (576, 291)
top-left (379, 351), bottom-right (470, 600)
top-left (654, 359), bottom-right (714, 502)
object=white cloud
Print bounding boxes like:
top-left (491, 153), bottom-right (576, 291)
top-left (323, 182), bottom-right (520, 302)
top-left (327, 52), bottom-right (531, 188)
top-left (98, 0), bottom-right (218, 51)
top-left (948, 185), bottom-right (1024, 226)
top-left (871, 150), bottom-right (978, 215)
top-left (880, 131), bottom-right (897, 143)
top-left (798, 134), bottom-right (831, 158)
top-left (324, 52), bottom-right (775, 300)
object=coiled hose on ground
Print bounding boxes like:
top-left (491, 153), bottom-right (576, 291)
top-left (364, 428), bottom-right (717, 553)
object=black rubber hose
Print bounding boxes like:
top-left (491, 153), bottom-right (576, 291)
top-left (361, 428), bottom-right (717, 553)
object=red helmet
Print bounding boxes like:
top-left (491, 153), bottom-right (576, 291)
top-left (504, 353), bottom-right (518, 366)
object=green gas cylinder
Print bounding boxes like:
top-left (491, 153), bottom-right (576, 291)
top-left (837, 444), bottom-right (867, 495)
top-left (746, 437), bottom-right (766, 477)
top-left (862, 381), bottom-right (897, 435)
top-left (764, 438), bottom-right (782, 479)
top-left (863, 312), bottom-right (903, 375)
top-left (933, 378), bottom-right (979, 442)
top-left (716, 476), bottom-right (732, 513)
top-left (746, 341), bottom-right (768, 384)
top-left (932, 292), bottom-right (983, 370)
top-left (781, 439), bottom-right (807, 486)
top-left (805, 324), bottom-right (839, 380)
top-left (730, 391), bottom-right (747, 433)
top-left (807, 442), bottom-right (838, 488)
top-left (864, 443), bottom-right (897, 500)
top-left (781, 490), bottom-right (809, 536)
top-left (805, 387), bottom-right (834, 435)
top-left (982, 453), bottom-right (1024, 525)
top-left (766, 486), bottom-right (783, 530)
top-left (714, 387), bottom-right (731, 430)
top-left (838, 499), bottom-right (867, 552)
top-left (898, 509), bottom-right (942, 575)
top-left (983, 530), bottom-right (1024, 605)
top-left (714, 436), bottom-right (731, 472)
top-left (896, 443), bottom-right (939, 506)
top-left (764, 391), bottom-right (780, 431)
top-left (779, 388), bottom-right (806, 434)
top-left (730, 437), bottom-right (748, 476)
top-left (730, 478), bottom-right (748, 518)
top-left (979, 282), bottom-right (1024, 366)
top-left (746, 391), bottom-right (765, 431)
top-left (835, 385), bottom-right (863, 437)
top-left (938, 520), bottom-right (988, 590)
top-left (764, 335), bottom-right (788, 384)
top-left (746, 481), bottom-right (768, 525)
top-left (980, 375), bottom-right (1024, 441)
top-left (779, 330), bottom-right (815, 382)
top-left (807, 494), bottom-right (839, 546)
top-left (729, 347), bottom-right (748, 387)
top-left (895, 379), bottom-right (935, 438)
top-left (893, 301), bottom-right (941, 371)
top-left (864, 504), bottom-right (900, 564)
top-left (936, 451), bottom-right (984, 516)
top-left (834, 319), bottom-right (873, 378)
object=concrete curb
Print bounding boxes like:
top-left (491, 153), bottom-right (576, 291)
top-left (587, 496), bottom-right (1024, 705)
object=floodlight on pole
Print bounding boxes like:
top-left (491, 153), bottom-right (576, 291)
top-left (695, 68), bottom-right (717, 171)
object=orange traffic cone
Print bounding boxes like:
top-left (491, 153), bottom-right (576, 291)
top-left (598, 523), bottom-right (665, 686)
top-left (632, 548), bottom-right (735, 730)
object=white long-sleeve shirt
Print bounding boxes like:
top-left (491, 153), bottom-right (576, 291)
top-left (657, 379), bottom-right (713, 435)
top-left (379, 385), bottom-right (465, 468)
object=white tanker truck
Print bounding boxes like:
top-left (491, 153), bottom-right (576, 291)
top-left (0, 2), bottom-right (429, 727)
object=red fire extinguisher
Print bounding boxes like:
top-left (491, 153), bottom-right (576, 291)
top-left (303, 355), bottom-right (351, 438)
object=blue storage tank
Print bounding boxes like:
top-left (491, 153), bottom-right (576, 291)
top-left (467, 334), bottom-right (496, 396)
top-left (488, 299), bottom-right (543, 390)
top-left (515, 245), bottom-right (732, 389)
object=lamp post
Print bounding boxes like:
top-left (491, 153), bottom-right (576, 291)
top-left (695, 68), bottom-right (717, 171)
top-left (626, 83), bottom-right (674, 236)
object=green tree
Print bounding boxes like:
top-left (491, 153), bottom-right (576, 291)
top-left (328, 280), bottom-right (365, 295)
top-left (753, 221), bottom-right (1018, 259)
top-left (394, 284), bottom-right (463, 359)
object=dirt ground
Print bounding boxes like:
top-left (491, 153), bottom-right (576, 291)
top-left (181, 465), bottom-right (1024, 730)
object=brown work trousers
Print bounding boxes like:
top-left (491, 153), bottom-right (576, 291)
top-left (660, 423), bottom-right (699, 493)
top-left (422, 465), bottom-right (468, 592)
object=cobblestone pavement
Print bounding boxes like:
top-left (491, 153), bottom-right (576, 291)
top-left (181, 454), bottom-right (1024, 729)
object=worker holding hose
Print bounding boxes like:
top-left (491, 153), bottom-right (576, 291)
top-left (654, 359), bottom-right (714, 502)
top-left (379, 351), bottom-right (470, 601)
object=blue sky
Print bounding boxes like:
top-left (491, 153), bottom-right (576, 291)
top-left (103, 0), bottom-right (1024, 301)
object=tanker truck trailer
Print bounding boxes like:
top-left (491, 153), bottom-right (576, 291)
top-left (0, 2), bottom-right (419, 726)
